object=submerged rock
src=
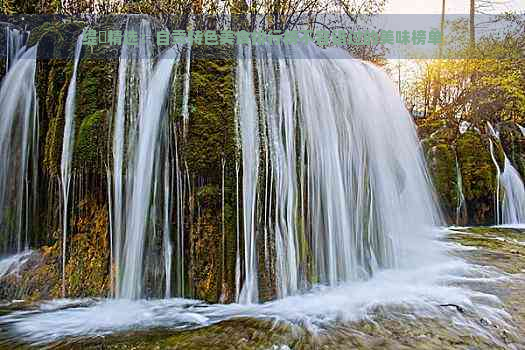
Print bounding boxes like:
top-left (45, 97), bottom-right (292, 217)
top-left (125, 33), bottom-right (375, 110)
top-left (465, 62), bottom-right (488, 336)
top-left (3, 227), bottom-right (523, 349)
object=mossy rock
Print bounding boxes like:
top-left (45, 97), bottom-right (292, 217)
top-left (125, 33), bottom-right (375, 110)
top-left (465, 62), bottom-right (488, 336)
top-left (42, 60), bottom-right (69, 177)
top-left (65, 195), bottom-right (111, 297)
top-left (426, 143), bottom-right (458, 223)
top-left (183, 45), bottom-right (239, 303)
top-left (183, 45), bottom-right (237, 177)
top-left (456, 131), bottom-right (497, 225)
top-left (449, 226), bottom-right (525, 274)
top-left (190, 184), bottom-right (223, 302)
top-left (498, 121), bottom-right (525, 178)
top-left (420, 118), bottom-right (464, 224)
top-left (27, 20), bottom-right (85, 58)
top-left (73, 110), bottom-right (108, 175)
top-left (76, 58), bottom-right (116, 118)
top-left (417, 118), bottom-right (449, 141)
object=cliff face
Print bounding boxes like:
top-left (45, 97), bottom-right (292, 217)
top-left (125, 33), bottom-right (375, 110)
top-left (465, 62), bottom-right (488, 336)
top-left (0, 18), bottom-right (243, 302)
top-left (1, 16), bottom-right (525, 302)
top-left (184, 45), bottom-right (238, 302)
top-left (420, 117), bottom-right (525, 227)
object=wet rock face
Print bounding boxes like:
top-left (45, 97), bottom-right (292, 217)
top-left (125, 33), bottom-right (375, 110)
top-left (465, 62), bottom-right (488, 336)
top-left (0, 196), bottom-right (110, 301)
top-left (419, 116), bottom-right (525, 227)
top-left (425, 142), bottom-right (458, 223)
top-left (419, 118), bottom-right (507, 226)
top-left (498, 121), bottom-right (525, 178)
top-left (456, 131), bottom-right (497, 225)
top-left (0, 250), bottom-right (48, 300)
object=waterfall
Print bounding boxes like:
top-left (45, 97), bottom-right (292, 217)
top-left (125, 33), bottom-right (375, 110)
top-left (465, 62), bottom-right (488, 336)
top-left (500, 156), bottom-right (525, 224)
top-left (5, 27), bottom-right (25, 72)
top-left (112, 18), bottom-right (181, 299)
top-left (181, 42), bottom-right (192, 135)
top-left (236, 43), bottom-right (441, 301)
top-left (119, 46), bottom-right (180, 299)
top-left (518, 124), bottom-right (525, 137)
top-left (173, 127), bottom-right (185, 297)
top-left (236, 44), bottom-right (260, 304)
top-left (112, 18), bottom-right (154, 298)
top-left (455, 155), bottom-right (466, 225)
top-left (0, 46), bottom-right (38, 256)
top-left (60, 31), bottom-right (84, 296)
top-left (488, 139), bottom-right (502, 224)
top-left (234, 161), bottom-right (241, 302)
top-left (0, 250), bottom-right (33, 278)
top-left (487, 122), bottom-right (525, 225)
top-left (162, 120), bottom-right (173, 298)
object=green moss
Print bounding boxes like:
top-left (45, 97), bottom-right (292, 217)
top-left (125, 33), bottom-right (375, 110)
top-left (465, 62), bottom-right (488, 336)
top-left (449, 227), bottom-right (525, 274)
top-left (42, 60), bottom-right (69, 177)
top-left (416, 118), bottom-right (448, 140)
top-left (499, 121), bottom-right (525, 177)
top-left (426, 143), bottom-right (458, 221)
top-left (183, 46), bottom-right (237, 176)
top-left (183, 45), bottom-right (239, 303)
top-left (191, 184), bottom-right (223, 302)
top-left (66, 195), bottom-right (110, 297)
top-left (73, 110), bottom-right (108, 175)
top-left (456, 131), bottom-right (496, 225)
top-left (27, 21), bottom-right (85, 56)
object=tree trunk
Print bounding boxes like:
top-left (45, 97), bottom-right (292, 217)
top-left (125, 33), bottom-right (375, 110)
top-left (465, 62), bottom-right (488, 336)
top-left (431, 0), bottom-right (446, 113)
top-left (470, 0), bottom-right (475, 51)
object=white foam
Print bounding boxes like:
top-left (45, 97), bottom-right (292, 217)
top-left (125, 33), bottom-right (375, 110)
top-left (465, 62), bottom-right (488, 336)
top-left (0, 247), bottom-right (514, 345)
top-left (0, 250), bottom-right (32, 278)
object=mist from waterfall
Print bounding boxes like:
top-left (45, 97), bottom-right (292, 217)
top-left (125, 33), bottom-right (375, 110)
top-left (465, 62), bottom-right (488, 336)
top-left (60, 31), bottom-right (84, 296)
top-left (235, 43), bottom-right (442, 302)
top-left (0, 45), bottom-right (38, 257)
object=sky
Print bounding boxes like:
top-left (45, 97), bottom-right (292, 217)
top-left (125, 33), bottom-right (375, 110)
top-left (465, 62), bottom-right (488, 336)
top-left (385, 0), bottom-right (525, 14)
top-left (384, 0), bottom-right (524, 85)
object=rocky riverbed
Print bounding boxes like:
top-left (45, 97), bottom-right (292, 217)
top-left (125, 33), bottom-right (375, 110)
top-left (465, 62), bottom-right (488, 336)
top-left (1, 227), bottom-right (525, 350)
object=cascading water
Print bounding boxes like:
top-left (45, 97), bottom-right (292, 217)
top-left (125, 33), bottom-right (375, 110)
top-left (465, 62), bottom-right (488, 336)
top-left (119, 46), bottom-right (180, 299)
top-left (1, 28), bottom-right (518, 348)
top-left (111, 18), bottom-right (184, 300)
top-left (173, 126), bottom-right (186, 297)
top-left (500, 156), bottom-right (525, 224)
top-left (234, 161), bottom-right (241, 302)
top-left (237, 42), bottom-right (442, 300)
top-left (60, 31), bottom-right (84, 296)
top-left (5, 27), bottom-right (25, 72)
top-left (181, 42), bottom-right (192, 135)
top-left (162, 122), bottom-right (174, 298)
top-left (236, 43), bottom-right (260, 304)
top-left (518, 124), bottom-right (525, 137)
top-left (487, 122), bottom-right (525, 225)
top-left (112, 18), bottom-right (154, 298)
top-left (0, 44), bottom-right (38, 258)
top-left (488, 139), bottom-right (502, 224)
top-left (0, 250), bottom-right (32, 278)
top-left (455, 155), bottom-right (466, 225)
